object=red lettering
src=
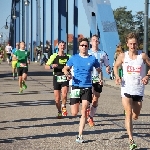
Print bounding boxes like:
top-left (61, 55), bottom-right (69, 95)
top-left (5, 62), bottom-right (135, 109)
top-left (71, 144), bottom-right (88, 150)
top-left (127, 66), bottom-right (141, 73)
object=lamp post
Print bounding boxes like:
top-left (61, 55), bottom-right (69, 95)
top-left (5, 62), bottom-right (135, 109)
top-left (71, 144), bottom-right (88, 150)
top-left (12, 8), bottom-right (17, 19)
top-left (24, 0), bottom-right (30, 6)
top-left (144, 0), bottom-right (149, 73)
top-left (5, 15), bottom-right (11, 29)
top-left (25, 0), bottom-right (30, 51)
top-left (31, 0), bottom-right (34, 61)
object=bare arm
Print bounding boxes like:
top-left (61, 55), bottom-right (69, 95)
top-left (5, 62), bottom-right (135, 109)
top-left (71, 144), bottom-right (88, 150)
top-left (62, 66), bottom-right (71, 76)
top-left (45, 54), bottom-right (56, 70)
top-left (142, 53), bottom-right (150, 67)
top-left (12, 55), bottom-right (17, 61)
top-left (114, 53), bottom-right (124, 78)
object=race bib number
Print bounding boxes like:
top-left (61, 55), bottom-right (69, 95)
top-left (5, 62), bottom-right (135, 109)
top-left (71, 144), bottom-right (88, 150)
top-left (92, 76), bottom-right (99, 83)
top-left (127, 65), bottom-right (141, 74)
top-left (70, 89), bottom-right (80, 98)
top-left (57, 75), bottom-right (67, 82)
top-left (20, 63), bottom-right (27, 67)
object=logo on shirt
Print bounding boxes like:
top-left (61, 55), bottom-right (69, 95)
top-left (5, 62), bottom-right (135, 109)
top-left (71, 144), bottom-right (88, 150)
top-left (59, 59), bottom-right (67, 64)
top-left (88, 63), bottom-right (90, 65)
top-left (127, 65), bottom-right (141, 74)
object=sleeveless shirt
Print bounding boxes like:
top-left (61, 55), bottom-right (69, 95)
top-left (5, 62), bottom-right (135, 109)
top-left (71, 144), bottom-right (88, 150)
top-left (121, 50), bottom-right (145, 96)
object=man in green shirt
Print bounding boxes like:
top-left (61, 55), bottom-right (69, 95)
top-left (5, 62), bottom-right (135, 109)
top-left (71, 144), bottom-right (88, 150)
top-left (13, 41), bottom-right (30, 93)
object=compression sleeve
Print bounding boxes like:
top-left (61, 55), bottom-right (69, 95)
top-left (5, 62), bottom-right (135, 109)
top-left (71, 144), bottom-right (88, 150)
top-left (46, 53), bottom-right (57, 66)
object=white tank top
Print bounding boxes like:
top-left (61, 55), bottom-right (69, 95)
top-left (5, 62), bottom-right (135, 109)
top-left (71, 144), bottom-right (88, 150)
top-left (5, 46), bottom-right (12, 53)
top-left (122, 50), bottom-right (145, 96)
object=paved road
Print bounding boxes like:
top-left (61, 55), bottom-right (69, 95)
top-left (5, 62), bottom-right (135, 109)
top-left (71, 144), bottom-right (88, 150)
top-left (0, 62), bottom-right (150, 150)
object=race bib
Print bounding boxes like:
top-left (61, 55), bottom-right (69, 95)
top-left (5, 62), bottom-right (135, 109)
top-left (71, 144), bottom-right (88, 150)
top-left (92, 76), bottom-right (99, 83)
top-left (70, 89), bottom-right (80, 98)
top-left (20, 63), bottom-right (27, 67)
top-left (57, 75), bottom-right (67, 82)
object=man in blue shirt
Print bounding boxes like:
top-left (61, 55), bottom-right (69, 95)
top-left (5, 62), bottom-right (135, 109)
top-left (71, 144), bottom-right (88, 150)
top-left (63, 38), bottom-right (102, 143)
top-left (87, 35), bottom-right (111, 127)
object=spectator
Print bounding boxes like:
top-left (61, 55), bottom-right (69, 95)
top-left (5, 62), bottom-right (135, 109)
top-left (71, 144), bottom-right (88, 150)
top-left (110, 44), bottom-right (124, 80)
top-left (43, 44), bottom-right (51, 59)
top-left (114, 44), bottom-right (124, 78)
top-left (5, 42), bottom-right (12, 65)
top-left (35, 46), bottom-right (42, 62)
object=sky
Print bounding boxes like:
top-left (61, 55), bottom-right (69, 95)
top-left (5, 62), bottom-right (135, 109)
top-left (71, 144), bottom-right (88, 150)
top-left (0, 0), bottom-right (149, 42)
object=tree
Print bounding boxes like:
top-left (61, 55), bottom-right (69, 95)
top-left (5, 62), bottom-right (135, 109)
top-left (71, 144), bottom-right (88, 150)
top-left (113, 7), bottom-right (135, 49)
top-left (134, 11), bottom-right (144, 48)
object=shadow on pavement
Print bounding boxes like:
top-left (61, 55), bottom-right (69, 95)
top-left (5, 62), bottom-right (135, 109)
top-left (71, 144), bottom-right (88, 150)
top-left (0, 120), bottom-right (79, 131)
top-left (0, 90), bottom-right (54, 96)
top-left (28, 71), bottom-right (53, 76)
top-left (0, 128), bottom-right (124, 143)
top-left (96, 113), bottom-right (150, 118)
top-left (0, 100), bottom-right (55, 108)
top-left (0, 73), bottom-right (13, 78)
top-left (0, 115), bottom-right (80, 124)
top-left (0, 73), bottom-right (12, 78)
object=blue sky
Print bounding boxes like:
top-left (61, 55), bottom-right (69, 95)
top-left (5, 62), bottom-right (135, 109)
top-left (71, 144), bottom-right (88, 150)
top-left (0, 0), bottom-right (149, 41)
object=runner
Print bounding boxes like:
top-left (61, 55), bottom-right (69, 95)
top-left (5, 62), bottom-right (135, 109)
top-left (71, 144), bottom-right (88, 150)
top-left (13, 41), bottom-right (30, 93)
top-left (11, 43), bottom-right (19, 80)
top-left (5, 42), bottom-right (12, 65)
top-left (45, 40), bottom-right (71, 119)
top-left (87, 34), bottom-right (111, 127)
top-left (114, 32), bottom-right (150, 150)
top-left (62, 38), bottom-right (102, 143)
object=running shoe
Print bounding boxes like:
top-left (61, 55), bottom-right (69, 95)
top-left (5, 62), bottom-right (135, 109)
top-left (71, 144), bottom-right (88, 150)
top-left (19, 88), bottom-right (23, 94)
top-left (62, 107), bottom-right (68, 116)
top-left (57, 112), bottom-right (62, 119)
top-left (129, 140), bottom-right (137, 150)
top-left (22, 82), bottom-right (27, 89)
top-left (76, 135), bottom-right (85, 143)
top-left (87, 117), bottom-right (95, 127)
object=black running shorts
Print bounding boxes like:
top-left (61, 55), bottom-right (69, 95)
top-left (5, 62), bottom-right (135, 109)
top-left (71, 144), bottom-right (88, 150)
top-left (17, 67), bottom-right (28, 76)
top-left (92, 83), bottom-right (103, 93)
top-left (53, 75), bottom-right (69, 90)
top-left (70, 86), bottom-right (92, 105)
top-left (124, 93), bottom-right (143, 102)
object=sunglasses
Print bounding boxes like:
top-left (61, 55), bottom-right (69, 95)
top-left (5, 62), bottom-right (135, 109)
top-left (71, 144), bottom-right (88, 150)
top-left (80, 45), bottom-right (88, 47)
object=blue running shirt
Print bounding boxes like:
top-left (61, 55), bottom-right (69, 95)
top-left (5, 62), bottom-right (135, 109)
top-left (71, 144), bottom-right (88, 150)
top-left (12, 48), bottom-right (17, 54)
top-left (66, 54), bottom-right (100, 87)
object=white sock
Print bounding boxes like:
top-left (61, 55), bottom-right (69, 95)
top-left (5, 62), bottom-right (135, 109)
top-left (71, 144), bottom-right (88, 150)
top-left (90, 105), bottom-right (97, 118)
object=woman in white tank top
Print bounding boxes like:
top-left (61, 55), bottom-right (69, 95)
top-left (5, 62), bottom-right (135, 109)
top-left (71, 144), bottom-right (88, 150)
top-left (113, 32), bottom-right (150, 149)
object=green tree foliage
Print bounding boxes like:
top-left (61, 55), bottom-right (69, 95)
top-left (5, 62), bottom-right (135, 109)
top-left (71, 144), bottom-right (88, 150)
top-left (113, 7), bottom-right (149, 50)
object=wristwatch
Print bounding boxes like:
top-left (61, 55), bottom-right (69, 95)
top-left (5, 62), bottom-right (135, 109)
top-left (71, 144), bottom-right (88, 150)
top-left (146, 74), bottom-right (150, 78)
